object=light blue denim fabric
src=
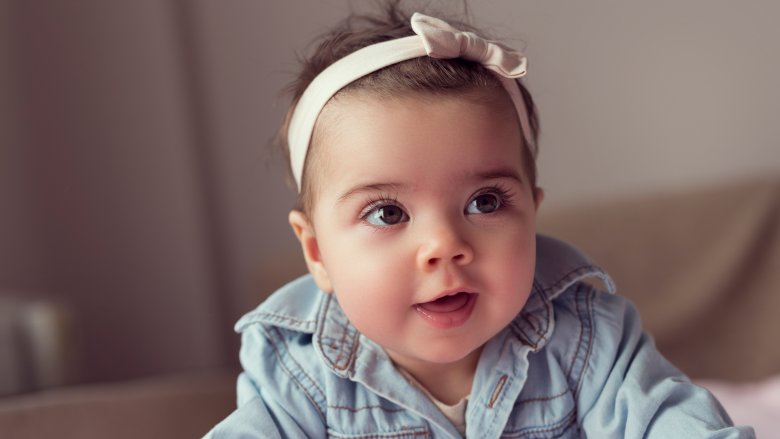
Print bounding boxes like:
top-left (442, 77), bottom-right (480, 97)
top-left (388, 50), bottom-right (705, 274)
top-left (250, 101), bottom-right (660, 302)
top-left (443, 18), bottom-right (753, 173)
top-left (205, 235), bottom-right (755, 438)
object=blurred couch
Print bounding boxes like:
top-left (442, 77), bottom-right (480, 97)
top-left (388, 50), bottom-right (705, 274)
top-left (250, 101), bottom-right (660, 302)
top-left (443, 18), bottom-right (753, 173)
top-left (538, 175), bottom-right (780, 381)
top-left (0, 175), bottom-right (777, 438)
top-left (0, 372), bottom-right (235, 438)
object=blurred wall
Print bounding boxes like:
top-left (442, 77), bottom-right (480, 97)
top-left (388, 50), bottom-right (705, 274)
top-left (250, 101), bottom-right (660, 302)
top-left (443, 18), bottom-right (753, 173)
top-left (179, 0), bottom-right (348, 343)
top-left (0, 0), bottom-right (42, 293)
top-left (2, 1), bottom-right (225, 385)
top-left (1, 0), bottom-right (778, 386)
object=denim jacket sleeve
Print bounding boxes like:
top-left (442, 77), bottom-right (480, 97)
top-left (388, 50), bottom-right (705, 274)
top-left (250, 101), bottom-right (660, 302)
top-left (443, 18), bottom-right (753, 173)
top-left (576, 289), bottom-right (755, 438)
top-left (203, 322), bottom-right (328, 438)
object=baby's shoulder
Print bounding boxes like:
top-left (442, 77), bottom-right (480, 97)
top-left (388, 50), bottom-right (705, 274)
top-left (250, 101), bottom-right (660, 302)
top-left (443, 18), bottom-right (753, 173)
top-left (234, 275), bottom-right (327, 377)
top-left (549, 280), bottom-right (641, 338)
top-left (549, 280), bottom-right (631, 322)
top-left (236, 274), bottom-right (322, 334)
top-left (546, 280), bottom-right (643, 363)
top-left (234, 276), bottom-right (336, 409)
top-left (530, 234), bottom-right (635, 346)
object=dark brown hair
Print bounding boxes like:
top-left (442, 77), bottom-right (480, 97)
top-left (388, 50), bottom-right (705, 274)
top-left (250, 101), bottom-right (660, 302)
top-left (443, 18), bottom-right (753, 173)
top-left (277, 1), bottom-right (540, 215)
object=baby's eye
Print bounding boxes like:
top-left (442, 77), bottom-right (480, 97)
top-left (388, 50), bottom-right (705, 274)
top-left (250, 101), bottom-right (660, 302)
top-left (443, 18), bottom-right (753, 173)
top-left (466, 193), bottom-right (502, 214)
top-left (364, 204), bottom-right (408, 226)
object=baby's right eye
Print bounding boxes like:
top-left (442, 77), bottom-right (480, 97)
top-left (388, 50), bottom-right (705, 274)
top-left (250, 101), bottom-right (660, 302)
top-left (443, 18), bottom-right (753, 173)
top-left (363, 204), bottom-right (408, 226)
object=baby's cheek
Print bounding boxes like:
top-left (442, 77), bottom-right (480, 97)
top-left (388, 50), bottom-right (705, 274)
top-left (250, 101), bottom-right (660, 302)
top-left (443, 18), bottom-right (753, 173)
top-left (484, 232), bottom-right (536, 285)
top-left (335, 279), bottom-right (408, 344)
top-left (332, 259), bottom-right (406, 310)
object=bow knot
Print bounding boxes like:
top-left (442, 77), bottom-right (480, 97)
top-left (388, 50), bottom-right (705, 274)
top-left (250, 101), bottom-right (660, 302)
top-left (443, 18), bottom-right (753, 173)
top-left (411, 13), bottom-right (527, 78)
top-left (287, 12), bottom-right (534, 191)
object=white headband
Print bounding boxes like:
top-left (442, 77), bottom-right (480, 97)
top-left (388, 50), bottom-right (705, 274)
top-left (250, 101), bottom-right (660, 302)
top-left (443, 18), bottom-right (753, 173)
top-left (288, 12), bottom-right (533, 191)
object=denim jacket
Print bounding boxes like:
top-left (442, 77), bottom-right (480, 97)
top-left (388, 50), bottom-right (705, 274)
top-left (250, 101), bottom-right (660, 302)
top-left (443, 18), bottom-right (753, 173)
top-left (205, 235), bottom-right (754, 438)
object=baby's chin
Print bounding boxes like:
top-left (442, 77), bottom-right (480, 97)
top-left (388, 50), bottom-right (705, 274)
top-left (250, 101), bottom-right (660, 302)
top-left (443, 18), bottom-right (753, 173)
top-left (383, 341), bottom-right (485, 371)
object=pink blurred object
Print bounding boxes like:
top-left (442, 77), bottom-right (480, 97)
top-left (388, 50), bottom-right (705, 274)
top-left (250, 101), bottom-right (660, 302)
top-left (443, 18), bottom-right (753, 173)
top-left (697, 374), bottom-right (780, 438)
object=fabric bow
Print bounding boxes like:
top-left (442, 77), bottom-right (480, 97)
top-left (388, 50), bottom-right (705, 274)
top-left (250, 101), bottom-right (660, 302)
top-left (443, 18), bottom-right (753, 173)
top-left (410, 13), bottom-right (527, 78)
top-left (287, 12), bottom-right (533, 191)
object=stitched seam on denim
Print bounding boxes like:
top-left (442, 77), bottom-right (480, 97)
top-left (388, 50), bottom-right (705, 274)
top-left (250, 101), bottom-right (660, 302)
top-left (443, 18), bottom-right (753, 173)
top-left (518, 415), bottom-right (576, 438)
top-left (540, 265), bottom-right (598, 296)
top-left (318, 294), bottom-right (357, 372)
top-left (572, 288), bottom-right (595, 398)
top-left (327, 404), bottom-right (406, 413)
top-left (261, 326), bottom-right (326, 422)
top-left (254, 312), bottom-right (316, 328)
top-left (565, 286), bottom-right (585, 380)
top-left (327, 428), bottom-right (431, 438)
top-left (532, 280), bottom-right (543, 299)
top-left (331, 319), bottom-right (360, 372)
top-left (488, 374), bottom-right (509, 408)
top-left (510, 280), bottom-right (550, 349)
top-left (514, 387), bottom-right (569, 406)
top-left (316, 294), bottom-right (331, 366)
top-left (266, 328), bottom-right (327, 408)
top-left (510, 324), bottom-right (536, 349)
top-left (504, 409), bottom-right (576, 437)
top-left (564, 285), bottom-right (595, 399)
top-left (521, 312), bottom-right (546, 340)
top-left (346, 331), bottom-right (361, 372)
top-left (256, 312), bottom-right (316, 325)
top-left (319, 320), bottom-right (349, 347)
top-left (503, 406), bottom-right (577, 437)
top-left (333, 318), bottom-right (349, 368)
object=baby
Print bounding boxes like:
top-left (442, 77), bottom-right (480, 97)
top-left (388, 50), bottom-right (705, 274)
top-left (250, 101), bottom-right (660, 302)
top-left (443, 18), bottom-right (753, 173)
top-left (206, 5), bottom-right (754, 438)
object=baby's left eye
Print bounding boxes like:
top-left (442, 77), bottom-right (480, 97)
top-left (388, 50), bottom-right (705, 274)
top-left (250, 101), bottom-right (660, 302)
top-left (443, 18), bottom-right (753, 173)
top-left (466, 193), bottom-right (501, 214)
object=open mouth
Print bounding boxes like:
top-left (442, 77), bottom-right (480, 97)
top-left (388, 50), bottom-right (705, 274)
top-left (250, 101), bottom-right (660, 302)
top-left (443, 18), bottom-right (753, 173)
top-left (413, 292), bottom-right (477, 329)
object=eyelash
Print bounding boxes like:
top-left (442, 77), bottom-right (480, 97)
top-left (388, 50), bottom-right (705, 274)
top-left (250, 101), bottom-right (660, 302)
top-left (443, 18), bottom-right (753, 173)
top-left (358, 193), bottom-right (401, 221)
top-left (472, 184), bottom-right (515, 211)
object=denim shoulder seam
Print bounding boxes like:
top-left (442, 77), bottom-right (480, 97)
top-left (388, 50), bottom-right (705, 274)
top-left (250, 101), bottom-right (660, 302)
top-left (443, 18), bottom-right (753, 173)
top-left (564, 283), bottom-right (596, 399)
top-left (260, 325), bottom-right (328, 423)
top-left (238, 311), bottom-right (317, 332)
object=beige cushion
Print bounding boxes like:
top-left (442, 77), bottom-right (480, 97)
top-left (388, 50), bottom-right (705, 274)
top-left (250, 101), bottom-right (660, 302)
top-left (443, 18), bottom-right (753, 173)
top-left (538, 176), bottom-right (780, 381)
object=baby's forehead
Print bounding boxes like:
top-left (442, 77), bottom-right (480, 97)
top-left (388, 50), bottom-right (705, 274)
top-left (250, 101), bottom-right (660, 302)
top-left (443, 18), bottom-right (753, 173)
top-left (310, 89), bottom-right (524, 173)
top-left (316, 86), bottom-right (515, 132)
top-left (318, 95), bottom-right (522, 163)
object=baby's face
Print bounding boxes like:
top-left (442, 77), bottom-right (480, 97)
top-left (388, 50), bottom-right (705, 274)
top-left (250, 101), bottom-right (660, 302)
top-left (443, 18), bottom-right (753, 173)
top-left (292, 91), bottom-right (541, 378)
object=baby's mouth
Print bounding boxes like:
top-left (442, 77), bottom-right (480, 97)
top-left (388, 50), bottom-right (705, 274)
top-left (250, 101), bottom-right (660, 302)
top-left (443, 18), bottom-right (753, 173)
top-left (413, 292), bottom-right (477, 329)
top-left (416, 292), bottom-right (472, 313)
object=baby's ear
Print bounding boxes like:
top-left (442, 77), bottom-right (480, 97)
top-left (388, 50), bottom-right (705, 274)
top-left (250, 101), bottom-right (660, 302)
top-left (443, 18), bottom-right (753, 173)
top-left (288, 210), bottom-right (333, 293)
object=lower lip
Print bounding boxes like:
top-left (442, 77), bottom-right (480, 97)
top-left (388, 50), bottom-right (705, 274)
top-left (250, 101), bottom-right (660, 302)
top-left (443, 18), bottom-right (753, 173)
top-left (413, 293), bottom-right (477, 329)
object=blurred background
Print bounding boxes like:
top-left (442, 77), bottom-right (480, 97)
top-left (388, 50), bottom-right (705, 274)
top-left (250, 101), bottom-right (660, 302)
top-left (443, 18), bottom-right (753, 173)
top-left (1, 0), bottom-right (779, 436)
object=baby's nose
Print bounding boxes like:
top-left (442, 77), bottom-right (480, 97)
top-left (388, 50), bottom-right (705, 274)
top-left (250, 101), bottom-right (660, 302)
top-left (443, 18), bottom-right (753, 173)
top-left (416, 222), bottom-right (474, 270)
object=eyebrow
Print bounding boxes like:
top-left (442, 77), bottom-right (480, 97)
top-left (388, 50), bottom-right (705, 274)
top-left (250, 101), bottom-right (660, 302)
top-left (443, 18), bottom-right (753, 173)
top-left (471, 167), bottom-right (525, 185)
top-left (337, 182), bottom-right (410, 204)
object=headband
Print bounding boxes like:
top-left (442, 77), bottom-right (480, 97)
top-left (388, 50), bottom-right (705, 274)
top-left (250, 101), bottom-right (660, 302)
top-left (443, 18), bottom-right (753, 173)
top-left (288, 12), bottom-right (533, 191)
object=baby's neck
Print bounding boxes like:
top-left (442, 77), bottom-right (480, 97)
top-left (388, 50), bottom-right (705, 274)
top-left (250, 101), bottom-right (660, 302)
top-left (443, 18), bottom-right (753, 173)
top-left (394, 348), bottom-right (482, 405)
